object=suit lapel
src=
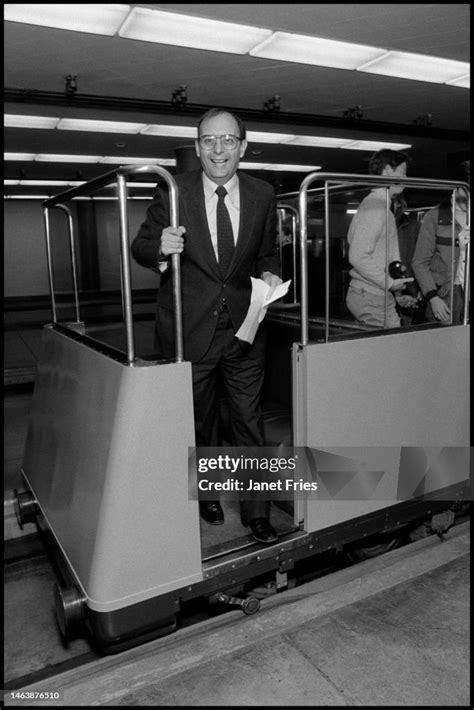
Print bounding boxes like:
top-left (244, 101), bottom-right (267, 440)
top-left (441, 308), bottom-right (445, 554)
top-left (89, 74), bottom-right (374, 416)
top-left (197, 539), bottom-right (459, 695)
top-left (180, 173), bottom-right (220, 277)
top-left (225, 173), bottom-right (256, 277)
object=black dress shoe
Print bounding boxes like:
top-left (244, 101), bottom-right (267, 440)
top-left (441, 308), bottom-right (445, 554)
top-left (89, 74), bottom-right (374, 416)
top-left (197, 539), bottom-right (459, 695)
top-left (247, 517), bottom-right (278, 544)
top-left (199, 501), bottom-right (224, 525)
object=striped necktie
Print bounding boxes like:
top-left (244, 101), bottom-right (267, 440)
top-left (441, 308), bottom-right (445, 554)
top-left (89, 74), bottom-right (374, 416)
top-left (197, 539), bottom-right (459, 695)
top-left (215, 185), bottom-right (235, 276)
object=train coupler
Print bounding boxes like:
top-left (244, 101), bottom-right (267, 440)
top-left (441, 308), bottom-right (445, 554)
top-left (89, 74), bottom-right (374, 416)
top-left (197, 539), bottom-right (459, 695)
top-left (209, 592), bottom-right (260, 615)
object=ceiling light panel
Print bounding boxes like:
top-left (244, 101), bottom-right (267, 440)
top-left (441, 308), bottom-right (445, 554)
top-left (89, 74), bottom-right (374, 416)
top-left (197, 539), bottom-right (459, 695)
top-left (19, 180), bottom-right (73, 186)
top-left (358, 51), bottom-right (470, 85)
top-left (239, 162), bottom-right (272, 170)
top-left (4, 152), bottom-right (36, 161)
top-left (249, 32), bottom-right (386, 69)
top-left (35, 154), bottom-right (101, 162)
top-left (284, 136), bottom-right (350, 148)
top-left (265, 164), bottom-right (321, 172)
top-left (4, 4), bottom-right (131, 35)
top-left (141, 125), bottom-right (197, 137)
top-left (118, 7), bottom-right (272, 54)
top-left (99, 157), bottom-right (163, 164)
top-left (57, 118), bottom-right (146, 133)
top-left (5, 195), bottom-right (50, 200)
top-left (445, 74), bottom-right (470, 89)
top-left (240, 162), bottom-right (321, 172)
top-left (342, 140), bottom-right (412, 151)
top-left (246, 131), bottom-right (296, 144)
top-left (5, 114), bottom-right (60, 129)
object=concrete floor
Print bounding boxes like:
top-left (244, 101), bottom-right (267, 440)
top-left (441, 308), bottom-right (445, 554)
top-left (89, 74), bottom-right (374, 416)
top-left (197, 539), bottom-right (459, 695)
top-left (4, 523), bottom-right (469, 707)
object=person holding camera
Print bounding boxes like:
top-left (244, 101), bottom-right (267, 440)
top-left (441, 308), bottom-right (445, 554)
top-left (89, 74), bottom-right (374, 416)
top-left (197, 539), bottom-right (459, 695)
top-left (346, 149), bottom-right (417, 328)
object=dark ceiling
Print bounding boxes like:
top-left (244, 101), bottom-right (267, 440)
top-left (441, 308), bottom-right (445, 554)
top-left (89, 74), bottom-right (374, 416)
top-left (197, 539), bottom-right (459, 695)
top-left (4, 3), bottom-right (470, 196)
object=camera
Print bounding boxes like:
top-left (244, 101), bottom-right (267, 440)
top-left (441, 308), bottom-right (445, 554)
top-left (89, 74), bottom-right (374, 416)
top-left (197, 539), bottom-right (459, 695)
top-left (388, 261), bottom-right (418, 298)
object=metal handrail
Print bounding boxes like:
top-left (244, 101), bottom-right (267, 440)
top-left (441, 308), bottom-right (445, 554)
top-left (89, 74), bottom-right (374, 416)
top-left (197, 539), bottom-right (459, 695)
top-left (277, 203), bottom-right (299, 305)
top-left (42, 164), bottom-right (183, 364)
top-left (42, 203), bottom-right (81, 324)
top-left (298, 173), bottom-right (470, 345)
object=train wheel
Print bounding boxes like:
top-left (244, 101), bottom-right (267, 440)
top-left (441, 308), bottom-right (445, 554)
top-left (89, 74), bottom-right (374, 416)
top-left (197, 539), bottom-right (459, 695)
top-left (53, 582), bottom-right (86, 639)
top-left (345, 532), bottom-right (403, 564)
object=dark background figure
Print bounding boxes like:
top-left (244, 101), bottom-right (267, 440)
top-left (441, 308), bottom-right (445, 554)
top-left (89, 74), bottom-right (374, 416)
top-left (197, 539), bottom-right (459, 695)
top-left (392, 195), bottom-right (424, 325)
top-left (412, 187), bottom-right (469, 325)
top-left (131, 108), bottom-right (282, 544)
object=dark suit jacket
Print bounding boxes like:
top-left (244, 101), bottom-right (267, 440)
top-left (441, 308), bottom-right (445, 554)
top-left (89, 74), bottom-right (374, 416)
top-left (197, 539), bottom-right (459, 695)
top-left (131, 169), bottom-right (279, 362)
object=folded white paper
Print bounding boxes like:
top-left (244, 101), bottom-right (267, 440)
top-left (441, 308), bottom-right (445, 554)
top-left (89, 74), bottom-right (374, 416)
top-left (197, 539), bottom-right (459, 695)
top-left (235, 277), bottom-right (291, 344)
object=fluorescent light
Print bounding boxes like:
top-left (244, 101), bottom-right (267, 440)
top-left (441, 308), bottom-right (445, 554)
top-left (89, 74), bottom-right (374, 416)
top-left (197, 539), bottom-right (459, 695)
top-left (240, 163), bottom-right (321, 172)
top-left (4, 4), bottom-right (131, 35)
top-left (71, 196), bottom-right (153, 201)
top-left (118, 7), bottom-right (272, 54)
top-left (140, 125), bottom-right (196, 137)
top-left (4, 180), bottom-right (21, 185)
top-left (357, 51), bottom-right (470, 85)
top-left (5, 114), bottom-right (60, 129)
top-left (4, 195), bottom-right (50, 200)
top-left (346, 209), bottom-right (358, 214)
top-left (99, 156), bottom-right (163, 165)
top-left (73, 196), bottom-right (110, 200)
top-left (284, 136), bottom-right (350, 148)
top-left (341, 140), bottom-right (412, 151)
top-left (246, 131), bottom-right (296, 144)
top-left (446, 74), bottom-right (470, 88)
top-left (57, 118), bottom-right (146, 133)
top-left (36, 154), bottom-right (101, 162)
top-left (4, 152), bottom-right (36, 161)
top-left (19, 180), bottom-right (73, 186)
top-left (250, 32), bottom-right (386, 70)
top-left (239, 162), bottom-right (272, 170)
top-left (264, 164), bottom-right (321, 172)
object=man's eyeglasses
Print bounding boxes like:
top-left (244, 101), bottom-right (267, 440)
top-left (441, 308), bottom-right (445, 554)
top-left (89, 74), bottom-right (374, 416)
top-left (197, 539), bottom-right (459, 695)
top-left (198, 134), bottom-right (241, 150)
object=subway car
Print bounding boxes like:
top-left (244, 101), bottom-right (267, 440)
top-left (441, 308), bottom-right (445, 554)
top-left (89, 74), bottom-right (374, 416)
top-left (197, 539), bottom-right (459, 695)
top-left (4, 3), bottom-right (470, 656)
top-left (14, 164), bottom-right (470, 653)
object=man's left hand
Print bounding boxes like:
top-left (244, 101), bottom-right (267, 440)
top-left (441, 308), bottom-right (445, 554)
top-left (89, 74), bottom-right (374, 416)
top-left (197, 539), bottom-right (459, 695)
top-left (261, 271), bottom-right (283, 300)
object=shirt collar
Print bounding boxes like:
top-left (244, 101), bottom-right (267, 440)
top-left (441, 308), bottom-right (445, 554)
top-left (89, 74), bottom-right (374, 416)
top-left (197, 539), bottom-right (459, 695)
top-left (203, 172), bottom-right (239, 204)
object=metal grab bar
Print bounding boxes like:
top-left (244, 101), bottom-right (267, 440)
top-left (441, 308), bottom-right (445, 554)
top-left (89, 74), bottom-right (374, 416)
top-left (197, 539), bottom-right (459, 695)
top-left (43, 164), bottom-right (183, 364)
top-left (298, 172), bottom-right (470, 345)
top-left (277, 203), bottom-right (299, 305)
top-left (43, 203), bottom-right (80, 325)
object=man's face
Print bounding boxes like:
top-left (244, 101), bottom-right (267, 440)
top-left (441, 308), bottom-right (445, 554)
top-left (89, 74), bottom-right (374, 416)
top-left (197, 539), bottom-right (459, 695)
top-left (195, 112), bottom-right (247, 185)
top-left (383, 161), bottom-right (407, 197)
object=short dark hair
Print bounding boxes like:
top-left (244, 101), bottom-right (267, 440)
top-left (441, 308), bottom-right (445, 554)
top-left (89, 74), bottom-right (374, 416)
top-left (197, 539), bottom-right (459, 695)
top-left (197, 108), bottom-right (246, 140)
top-left (369, 149), bottom-right (408, 175)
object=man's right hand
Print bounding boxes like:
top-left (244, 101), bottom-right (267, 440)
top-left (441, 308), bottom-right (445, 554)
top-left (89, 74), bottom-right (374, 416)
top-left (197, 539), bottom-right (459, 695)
top-left (389, 277), bottom-right (414, 292)
top-left (159, 226), bottom-right (186, 258)
top-left (429, 295), bottom-right (451, 322)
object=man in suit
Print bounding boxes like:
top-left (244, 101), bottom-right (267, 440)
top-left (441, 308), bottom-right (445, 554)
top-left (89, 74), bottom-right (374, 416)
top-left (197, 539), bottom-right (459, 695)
top-left (131, 108), bottom-right (282, 543)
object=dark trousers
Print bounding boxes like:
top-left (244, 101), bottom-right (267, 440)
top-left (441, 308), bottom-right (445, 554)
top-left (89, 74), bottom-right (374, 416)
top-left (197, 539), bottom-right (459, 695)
top-left (192, 307), bottom-right (269, 521)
